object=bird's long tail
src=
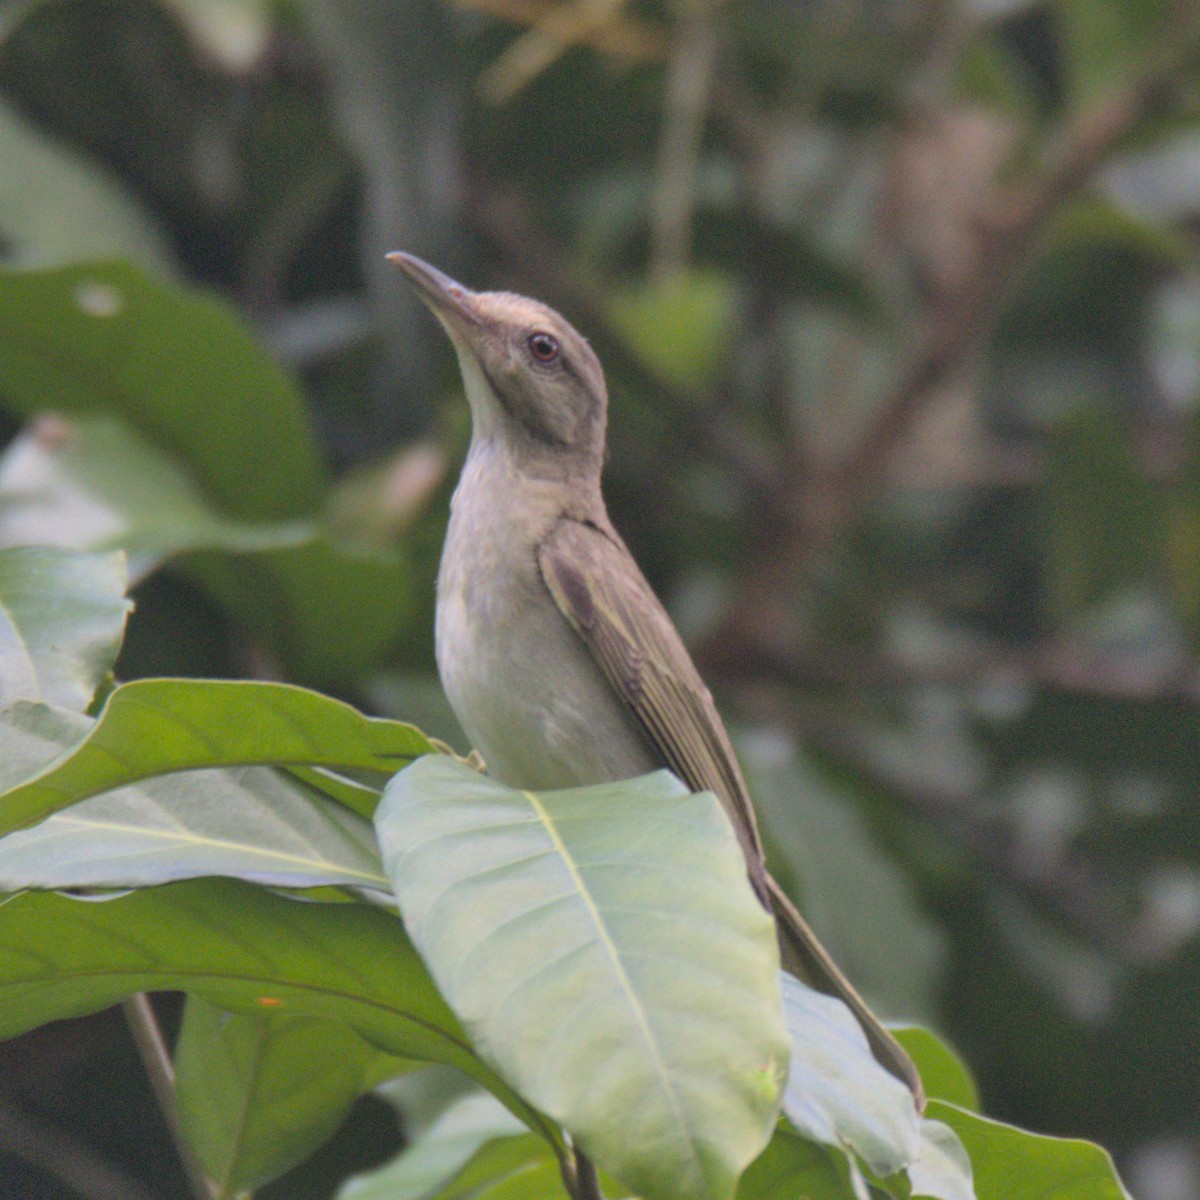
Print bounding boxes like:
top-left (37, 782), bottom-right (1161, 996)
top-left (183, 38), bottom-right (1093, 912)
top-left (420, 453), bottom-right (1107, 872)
top-left (766, 871), bottom-right (925, 1110)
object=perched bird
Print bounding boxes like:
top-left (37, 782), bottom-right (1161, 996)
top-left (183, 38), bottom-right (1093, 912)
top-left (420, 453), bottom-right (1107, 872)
top-left (389, 252), bottom-right (922, 1106)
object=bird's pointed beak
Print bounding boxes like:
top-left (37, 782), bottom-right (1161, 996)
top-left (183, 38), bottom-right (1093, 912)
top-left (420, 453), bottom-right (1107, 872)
top-left (387, 252), bottom-right (483, 338)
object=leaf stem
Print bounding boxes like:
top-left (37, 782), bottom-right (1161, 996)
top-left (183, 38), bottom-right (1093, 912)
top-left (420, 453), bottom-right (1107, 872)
top-left (121, 993), bottom-right (218, 1200)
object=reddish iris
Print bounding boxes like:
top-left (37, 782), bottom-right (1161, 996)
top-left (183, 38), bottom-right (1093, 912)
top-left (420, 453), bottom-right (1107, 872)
top-left (528, 332), bottom-right (560, 363)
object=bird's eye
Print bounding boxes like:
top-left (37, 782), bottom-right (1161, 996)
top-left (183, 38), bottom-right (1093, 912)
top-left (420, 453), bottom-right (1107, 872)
top-left (527, 332), bottom-right (560, 364)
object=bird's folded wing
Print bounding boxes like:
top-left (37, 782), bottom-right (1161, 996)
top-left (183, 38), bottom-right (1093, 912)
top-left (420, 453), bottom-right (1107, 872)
top-left (537, 516), bottom-right (766, 883)
top-left (540, 515), bottom-right (925, 1107)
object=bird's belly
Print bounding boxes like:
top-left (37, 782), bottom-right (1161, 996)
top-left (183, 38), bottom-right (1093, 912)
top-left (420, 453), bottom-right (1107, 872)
top-left (436, 575), bottom-right (660, 793)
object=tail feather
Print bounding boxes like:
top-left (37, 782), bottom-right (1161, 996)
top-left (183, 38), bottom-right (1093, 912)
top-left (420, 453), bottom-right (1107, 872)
top-left (766, 872), bottom-right (926, 1111)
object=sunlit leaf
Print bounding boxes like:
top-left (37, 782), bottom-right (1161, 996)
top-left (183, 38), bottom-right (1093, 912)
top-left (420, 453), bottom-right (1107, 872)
top-left (376, 757), bottom-right (789, 1200)
top-left (336, 1090), bottom-right (530, 1200)
top-left (0, 415), bottom-right (312, 580)
top-left (608, 268), bottom-right (737, 389)
top-left (0, 707), bottom-right (388, 891)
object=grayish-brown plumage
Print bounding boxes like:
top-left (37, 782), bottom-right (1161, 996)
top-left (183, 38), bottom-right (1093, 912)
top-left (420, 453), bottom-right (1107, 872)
top-left (389, 251), bottom-right (923, 1107)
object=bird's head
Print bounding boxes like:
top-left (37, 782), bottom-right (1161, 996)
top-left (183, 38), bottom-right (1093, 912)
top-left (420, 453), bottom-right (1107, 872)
top-left (389, 253), bottom-right (607, 469)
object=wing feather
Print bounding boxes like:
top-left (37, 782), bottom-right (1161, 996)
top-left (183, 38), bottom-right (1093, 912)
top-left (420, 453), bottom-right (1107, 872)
top-left (538, 515), bottom-right (925, 1106)
top-left (537, 517), bottom-right (765, 886)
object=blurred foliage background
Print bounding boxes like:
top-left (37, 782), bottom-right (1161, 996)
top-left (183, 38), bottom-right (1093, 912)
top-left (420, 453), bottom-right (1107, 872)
top-left (1, 0), bottom-right (1199, 1197)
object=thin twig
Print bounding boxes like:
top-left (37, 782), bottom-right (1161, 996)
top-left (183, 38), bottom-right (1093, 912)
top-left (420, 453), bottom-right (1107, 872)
top-left (477, 0), bottom-right (635, 103)
top-left (450, 0), bottom-right (666, 60)
top-left (122, 995), bottom-right (217, 1200)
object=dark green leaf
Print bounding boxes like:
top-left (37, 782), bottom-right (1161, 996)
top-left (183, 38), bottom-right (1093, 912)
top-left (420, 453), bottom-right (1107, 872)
top-left (0, 545), bottom-right (129, 711)
top-left (0, 878), bottom-right (553, 1142)
top-left (734, 1128), bottom-right (853, 1200)
top-left (0, 99), bottom-right (175, 270)
top-left (175, 996), bottom-right (414, 1197)
top-left (0, 259), bottom-right (325, 520)
top-left (376, 757), bottom-right (788, 1200)
top-left (1043, 406), bottom-right (1162, 625)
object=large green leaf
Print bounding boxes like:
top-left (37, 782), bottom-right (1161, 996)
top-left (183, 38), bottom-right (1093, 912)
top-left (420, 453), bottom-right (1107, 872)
top-left (0, 545), bottom-right (130, 710)
top-left (0, 699), bottom-right (388, 892)
top-left (779, 973), bottom-right (921, 1178)
top-left (0, 259), bottom-right (325, 520)
top-left (0, 701), bottom-right (90, 789)
top-left (175, 996), bottom-right (413, 1197)
top-left (0, 878), bottom-right (554, 1144)
top-left (375, 757), bottom-right (789, 1200)
top-left (0, 677), bottom-right (434, 835)
top-left (928, 1101), bottom-right (1131, 1200)
top-left (396, 1132), bottom-right (566, 1200)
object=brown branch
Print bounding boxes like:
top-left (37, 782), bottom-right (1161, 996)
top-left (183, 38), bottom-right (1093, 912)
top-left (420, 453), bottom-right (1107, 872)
top-left (807, 29), bottom-right (1200, 554)
top-left (736, 635), bottom-right (1200, 706)
top-left (699, 22), bottom-right (1200, 669)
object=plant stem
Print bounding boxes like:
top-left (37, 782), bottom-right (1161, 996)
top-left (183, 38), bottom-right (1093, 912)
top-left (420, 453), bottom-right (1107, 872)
top-left (121, 994), bottom-right (218, 1200)
top-left (574, 1149), bottom-right (606, 1200)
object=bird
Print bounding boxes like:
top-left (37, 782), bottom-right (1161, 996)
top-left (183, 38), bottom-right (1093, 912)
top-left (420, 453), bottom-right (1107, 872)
top-left (388, 251), bottom-right (922, 1107)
